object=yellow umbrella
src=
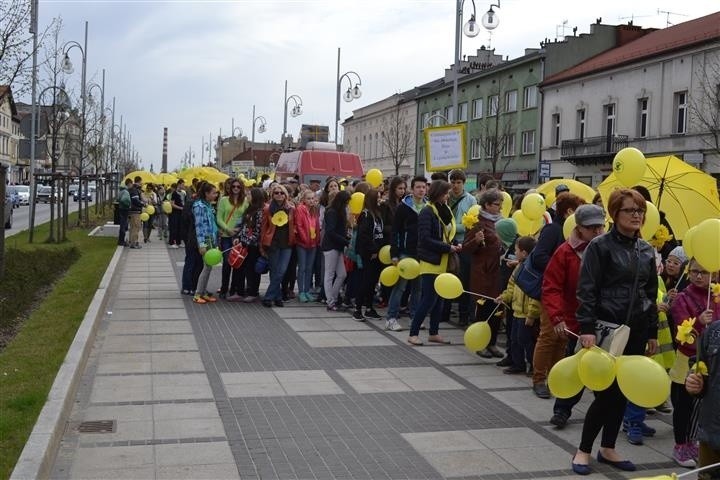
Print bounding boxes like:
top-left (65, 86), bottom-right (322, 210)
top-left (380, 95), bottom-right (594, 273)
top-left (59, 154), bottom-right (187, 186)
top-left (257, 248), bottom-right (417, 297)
top-left (536, 178), bottom-right (597, 206)
top-left (597, 155), bottom-right (720, 239)
top-left (154, 172), bottom-right (178, 186)
top-left (123, 170), bottom-right (156, 185)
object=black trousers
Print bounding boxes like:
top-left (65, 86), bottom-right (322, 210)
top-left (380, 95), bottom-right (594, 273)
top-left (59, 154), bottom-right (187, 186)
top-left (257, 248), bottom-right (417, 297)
top-left (355, 257), bottom-right (382, 310)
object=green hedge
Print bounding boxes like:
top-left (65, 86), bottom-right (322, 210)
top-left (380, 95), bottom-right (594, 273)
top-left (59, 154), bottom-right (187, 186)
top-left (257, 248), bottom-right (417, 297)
top-left (0, 246), bottom-right (80, 347)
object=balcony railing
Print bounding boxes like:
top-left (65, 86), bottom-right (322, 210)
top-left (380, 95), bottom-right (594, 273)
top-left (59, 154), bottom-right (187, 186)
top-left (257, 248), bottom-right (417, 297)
top-left (560, 135), bottom-right (629, 164)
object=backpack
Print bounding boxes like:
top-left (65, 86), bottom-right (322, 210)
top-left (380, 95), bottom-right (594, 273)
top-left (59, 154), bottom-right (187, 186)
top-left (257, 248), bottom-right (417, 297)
top-left (118, 189), bottom-right (131, 209)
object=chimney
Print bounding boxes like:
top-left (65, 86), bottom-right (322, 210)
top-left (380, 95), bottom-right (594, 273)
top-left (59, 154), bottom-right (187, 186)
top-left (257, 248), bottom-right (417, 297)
top-left (161, 127), bottom-right (168, 173)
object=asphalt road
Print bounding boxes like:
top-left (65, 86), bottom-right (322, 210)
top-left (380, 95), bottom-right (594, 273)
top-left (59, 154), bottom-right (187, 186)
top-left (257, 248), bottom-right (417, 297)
top-left (4, 199), bottom-right (95, 238)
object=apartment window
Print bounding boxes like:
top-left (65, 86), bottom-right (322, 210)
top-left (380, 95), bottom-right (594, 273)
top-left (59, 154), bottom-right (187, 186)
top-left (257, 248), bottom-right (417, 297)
top-left (503, 134), bottom-right (516, 156)
top-left (470, 138), bottom-right (481, 159)
top-left (637, 98), bottom-right (649, 138)
top-left (674, 91), bottom-right (688, 134)
top-left (421, 112), bottom-right (430, 129)
top-left (472, 98), bottom-right (483, 119)
top-left (458, 102), bottom-right (468, 122)
top-left (488, 95), bottom-right (499, 116)
top-left (521, 130), bottom-right (535, 154)
top-left (443, 106), bottom-right (455, 123)
top-left (523, 85), bottom-right (538, 108)
top-left (505, 90), bottom-right (517, 112)
top-left (604, 103), bottom-right (616, 136)
top-left (486, 138), bottom-right (496, 158)
top-left (577, 108), bottom-right (586, 140)
top-left (432, 109), bottom-right (442, 126)
top-left (551, 113), bottom-right (560, 146)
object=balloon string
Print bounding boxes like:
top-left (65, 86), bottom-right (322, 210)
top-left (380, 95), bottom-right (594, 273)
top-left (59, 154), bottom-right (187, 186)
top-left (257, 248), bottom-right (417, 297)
top-left (483, 303), bottom-right (501, 322)
top-left (707, 282), bottom-right (713, 311)
top-left (563, 328), bottom-right (617, 358)
top-left (462, 289), bottom-right (510, 308)
top-left (677, 461), bottom-right (720, 478)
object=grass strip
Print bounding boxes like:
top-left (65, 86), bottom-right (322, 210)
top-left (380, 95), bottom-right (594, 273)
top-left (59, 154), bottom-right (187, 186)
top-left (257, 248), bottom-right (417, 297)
top-left (0, 212), bottom-right (116, 479)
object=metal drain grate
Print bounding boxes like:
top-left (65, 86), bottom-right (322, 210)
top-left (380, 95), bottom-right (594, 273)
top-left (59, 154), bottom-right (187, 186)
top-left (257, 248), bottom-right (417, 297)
top-left (77, 420), bottom-right (116, 433)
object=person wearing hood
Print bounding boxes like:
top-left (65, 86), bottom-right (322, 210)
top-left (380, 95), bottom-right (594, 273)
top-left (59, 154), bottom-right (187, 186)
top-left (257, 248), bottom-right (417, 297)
top-left (385, 175), bottom-right (428, 328)
top-left (539, 204), bottom-right (606, 429)
top-left (117, 179), bottom-right (132, 246)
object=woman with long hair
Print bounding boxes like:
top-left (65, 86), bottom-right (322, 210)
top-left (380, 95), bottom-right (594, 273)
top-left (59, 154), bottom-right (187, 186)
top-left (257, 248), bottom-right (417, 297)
top-left (217, 178), bottom-right (248, 300)
top-left (353, 188), bottom-right (386, 322)
top-left (294, 189), bottom-right (321, 302)
top-left (260, 184), bottom-right (295, 307)
top-left (407, 180), bottom-right (460, 345)
top-left (192, 182), bottom-right (220, 304)
top-left (235, 188), bottom-right (265, 303)
top-left (321, 190), bottom-right (351, 311)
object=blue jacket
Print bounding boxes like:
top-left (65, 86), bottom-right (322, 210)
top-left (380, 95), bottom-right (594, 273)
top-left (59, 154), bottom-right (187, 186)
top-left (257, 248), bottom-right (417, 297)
top-left (193, 199), bottom-right (218, 249)
top-left (390, 195), bottom-right (426, 259)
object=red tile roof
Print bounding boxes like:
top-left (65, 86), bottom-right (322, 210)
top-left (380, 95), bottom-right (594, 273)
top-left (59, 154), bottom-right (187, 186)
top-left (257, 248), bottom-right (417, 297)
top-left (543, 11), bottom-right (720, 86)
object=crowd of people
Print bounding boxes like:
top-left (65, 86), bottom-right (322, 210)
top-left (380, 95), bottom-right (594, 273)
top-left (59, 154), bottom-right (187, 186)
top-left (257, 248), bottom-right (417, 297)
top-left (118, 170), bottom-right (719, 478)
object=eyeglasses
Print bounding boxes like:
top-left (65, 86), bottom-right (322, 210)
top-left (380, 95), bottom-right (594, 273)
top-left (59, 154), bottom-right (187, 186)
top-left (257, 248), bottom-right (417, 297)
top-left (618, 208), bottom-right (646, 216)
top-left (273, 191), bottom-right (286, 196)
top-left (689, 269), bottom-right (710, 277)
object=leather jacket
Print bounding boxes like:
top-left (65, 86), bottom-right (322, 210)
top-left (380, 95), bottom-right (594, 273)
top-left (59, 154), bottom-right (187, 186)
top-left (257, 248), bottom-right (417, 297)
top-left (576, 227), bottom-right (658, 340)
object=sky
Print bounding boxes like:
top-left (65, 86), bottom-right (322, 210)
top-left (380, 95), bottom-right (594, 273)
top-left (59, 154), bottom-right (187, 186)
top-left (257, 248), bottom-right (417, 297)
top-left (27, 0), bottom-right (720, 172)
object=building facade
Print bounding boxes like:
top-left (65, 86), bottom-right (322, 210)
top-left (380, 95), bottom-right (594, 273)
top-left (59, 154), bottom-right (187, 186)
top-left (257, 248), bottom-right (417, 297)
top-left (0, 86), bottom-right (22, 183)
top-left (540, 12), bottom-right (720, 186)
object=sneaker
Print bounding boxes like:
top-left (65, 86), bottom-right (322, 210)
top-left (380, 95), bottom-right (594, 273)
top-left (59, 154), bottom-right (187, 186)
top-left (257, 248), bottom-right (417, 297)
top-left (192, 295), bottom-right (207, 304)
top-left (364, 308), bottom-right (381, 319)
top-left (496, 356), bottom-right (513, 367)
top-left (477, 349), bottom-right (494, 359)
top-left (298, 293), bottom-right (309, 303)
top-left (201, 294), bottom-right (217, 303)
top-left (623, 421), bottom-right (656, 438)
top-left (533, 383), bottom-right (551, 399)
top-left (385, 318), bottom-right (403, 331)
top-left (327, 304), bottom-right (339, 312)
top-left (625, 423), bottom-right (644, 445)
top-left (688, 441), bottom-right (699, 460)
top-left (170, 244), bottom-right (179, 249)
top-left (352, 311), bottom-right (365, 321)
top-left (550, 411), bottom-right (570, 429)
top-left (673, 444), bottom-right (697, 468)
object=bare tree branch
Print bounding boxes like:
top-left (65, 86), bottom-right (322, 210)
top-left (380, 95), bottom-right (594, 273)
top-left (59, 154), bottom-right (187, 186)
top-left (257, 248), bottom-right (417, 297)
top-left (689, 56), bottom-right (720, 167)
top-left (380, 100), bottom-right (413, 175)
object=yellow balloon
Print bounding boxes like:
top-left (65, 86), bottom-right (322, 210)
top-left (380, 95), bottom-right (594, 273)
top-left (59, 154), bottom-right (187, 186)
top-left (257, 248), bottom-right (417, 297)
top-left (521, 193), bottom-right (546, 221)
top-left (467, 204), bottom-right (481, 218)
top-left (563, 213), bottom-right (576, 240)
top-left (140, 212), bottom-right (150, 222)
top-left (379, 245), bottom-right (392, 265)
top-left (366, 168), bottom-right (383, 188)
top-left (380, 266), bottom-right (400, 286)
top-left (691, 218), bottom-right (720, 272)
top-left (349, 192), bottom-right (365, 215)
top-left (434, 273), bottom-right (464, 299)
top-left (548, 352), bottom-right (584, 399)
top-left (640, 201), bottom-right (661, 241)
top-left (612, 147), bottom-right (647, 187)
top-left (683, 226), bottom-right (696, 259)
top-left (397, 257), bottom-right (420, 279)
top-left (464, 322), bottom-right (491, 353)
top-left (144, 205), bottom-right (155, 216)
top-left (578, 349), bottom-right (616, 391)
top-left (616, 355), bottom-right (671, 408)
top-left (501, 191), bottom-right (512, 218)
top-left (512, 210), bottom-right (543, 236)
top-left (162, 200), bottom-right (172, 214)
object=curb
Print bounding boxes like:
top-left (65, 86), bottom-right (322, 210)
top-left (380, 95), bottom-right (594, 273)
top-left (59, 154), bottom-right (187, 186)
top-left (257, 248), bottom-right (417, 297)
top-left (10, 246), bottom-right (125, 480)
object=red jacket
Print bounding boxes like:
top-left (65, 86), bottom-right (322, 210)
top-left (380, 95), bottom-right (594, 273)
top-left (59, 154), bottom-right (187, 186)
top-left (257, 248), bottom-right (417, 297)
top-left (671, 283), bottom-right (720, 357)
top-left (541, 240), bottom-right (584, 333)
top-left (294, 204), bottom-right (320, 249)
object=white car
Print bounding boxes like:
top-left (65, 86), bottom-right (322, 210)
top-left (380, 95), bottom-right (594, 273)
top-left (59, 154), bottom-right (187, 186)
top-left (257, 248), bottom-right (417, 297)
top-left (7, 185), bottom-right (30, 205)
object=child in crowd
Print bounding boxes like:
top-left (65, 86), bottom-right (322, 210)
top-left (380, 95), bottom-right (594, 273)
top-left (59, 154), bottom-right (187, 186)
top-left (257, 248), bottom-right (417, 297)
top-left (495, 236), bottom-right (540, 375)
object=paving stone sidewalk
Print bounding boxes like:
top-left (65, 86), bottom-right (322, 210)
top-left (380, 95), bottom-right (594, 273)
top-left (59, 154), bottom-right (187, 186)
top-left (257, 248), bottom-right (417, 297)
top-left (48, 241), bottom-right (693, 480)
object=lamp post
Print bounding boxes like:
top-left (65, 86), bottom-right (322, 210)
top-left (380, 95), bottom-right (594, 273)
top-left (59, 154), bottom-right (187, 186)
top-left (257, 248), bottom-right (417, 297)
top-left (452, 0), bottom-right (481, 123)
top-left (62, 21), bottom-right (88, 180)
top-left (282, 80), bottom-right (303, 143)
top-left (251, 105), bottom-right (267, 163)
top-left (335, 47), bottom-right (362, 145)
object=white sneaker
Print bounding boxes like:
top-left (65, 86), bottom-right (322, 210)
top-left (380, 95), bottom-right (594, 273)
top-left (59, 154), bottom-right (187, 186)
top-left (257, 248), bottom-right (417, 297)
top-left (385, 318), bottom-right (403, 332)
top-left (170, 244), bottom-right (178, 249)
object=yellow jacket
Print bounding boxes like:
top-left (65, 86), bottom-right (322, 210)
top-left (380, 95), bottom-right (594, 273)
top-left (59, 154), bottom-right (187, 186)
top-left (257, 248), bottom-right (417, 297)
top-left (499, 264), bottom-right (541, 320)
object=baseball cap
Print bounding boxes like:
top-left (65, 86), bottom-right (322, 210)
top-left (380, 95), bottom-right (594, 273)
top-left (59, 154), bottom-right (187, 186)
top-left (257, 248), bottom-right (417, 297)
top-left (555, 184), bottom-right (570, 195)
top-left (574, 204), bottom-right (605, 227)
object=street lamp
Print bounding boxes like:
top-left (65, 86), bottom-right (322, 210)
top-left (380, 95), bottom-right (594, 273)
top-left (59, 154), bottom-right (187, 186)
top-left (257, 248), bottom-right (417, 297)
top-left (251, 105), bottom-right (267, 163)
top-left (452, 0), bottom-right (480, 124)
top-left (335, 47), bottom-right (362, 144)
top-left (62, 21), bottom-right (89, 179)
top-left (481, 1), bottom-right (501, 30)
top-left (283, 80), bottom-right (303, 141)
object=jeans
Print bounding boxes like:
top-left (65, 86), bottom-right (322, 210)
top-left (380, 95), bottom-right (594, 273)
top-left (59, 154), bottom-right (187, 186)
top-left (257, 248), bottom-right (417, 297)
top-left (264, 247), bottom-right (292, 301)
top-left (323, 249), bottom-right (347, 306)
top-left (282, 247), bottom-right (298, 296)
top-left (142, 214), bottom-right (154, 241)
top-left (296, 246), bottom-right (317, 295)
top-left (387, 276), bottom-right (420, 319)
top-left (182, 245), bottom-right (203, 292)
top-left (169, 212), bottom-right (182, 245)
top-left (117, 209), bottom-right (129, 245)
top-left (238, 245), bottom-right (261, 297)
top-left (510, 316), bottom-right (538, 370)
top-left (410, 274), bottom-right (444, 336)
top-left (156, 212), bottom-right (168, 238)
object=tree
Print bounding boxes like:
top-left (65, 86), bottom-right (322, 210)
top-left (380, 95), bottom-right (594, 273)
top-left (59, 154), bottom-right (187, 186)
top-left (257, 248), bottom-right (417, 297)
top-left (689, 57), bottom-right (720, 167)
top-left (478, 87), bottom-right (515, 176)
top-left (0, 0), bottom-right (57, 100)
top-left (381, 101), bottom-right (414, 175)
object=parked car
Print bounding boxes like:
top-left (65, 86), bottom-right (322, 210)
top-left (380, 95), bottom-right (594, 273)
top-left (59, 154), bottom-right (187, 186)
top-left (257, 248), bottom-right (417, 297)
top-left (73, 185), bottom-right (95, 202)
top-left (3, 194), bottom-right (12, 229)
top-left (36, 185), bottom-right (63, 203)
top-left (7, 185), bottom-right (30, 206)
